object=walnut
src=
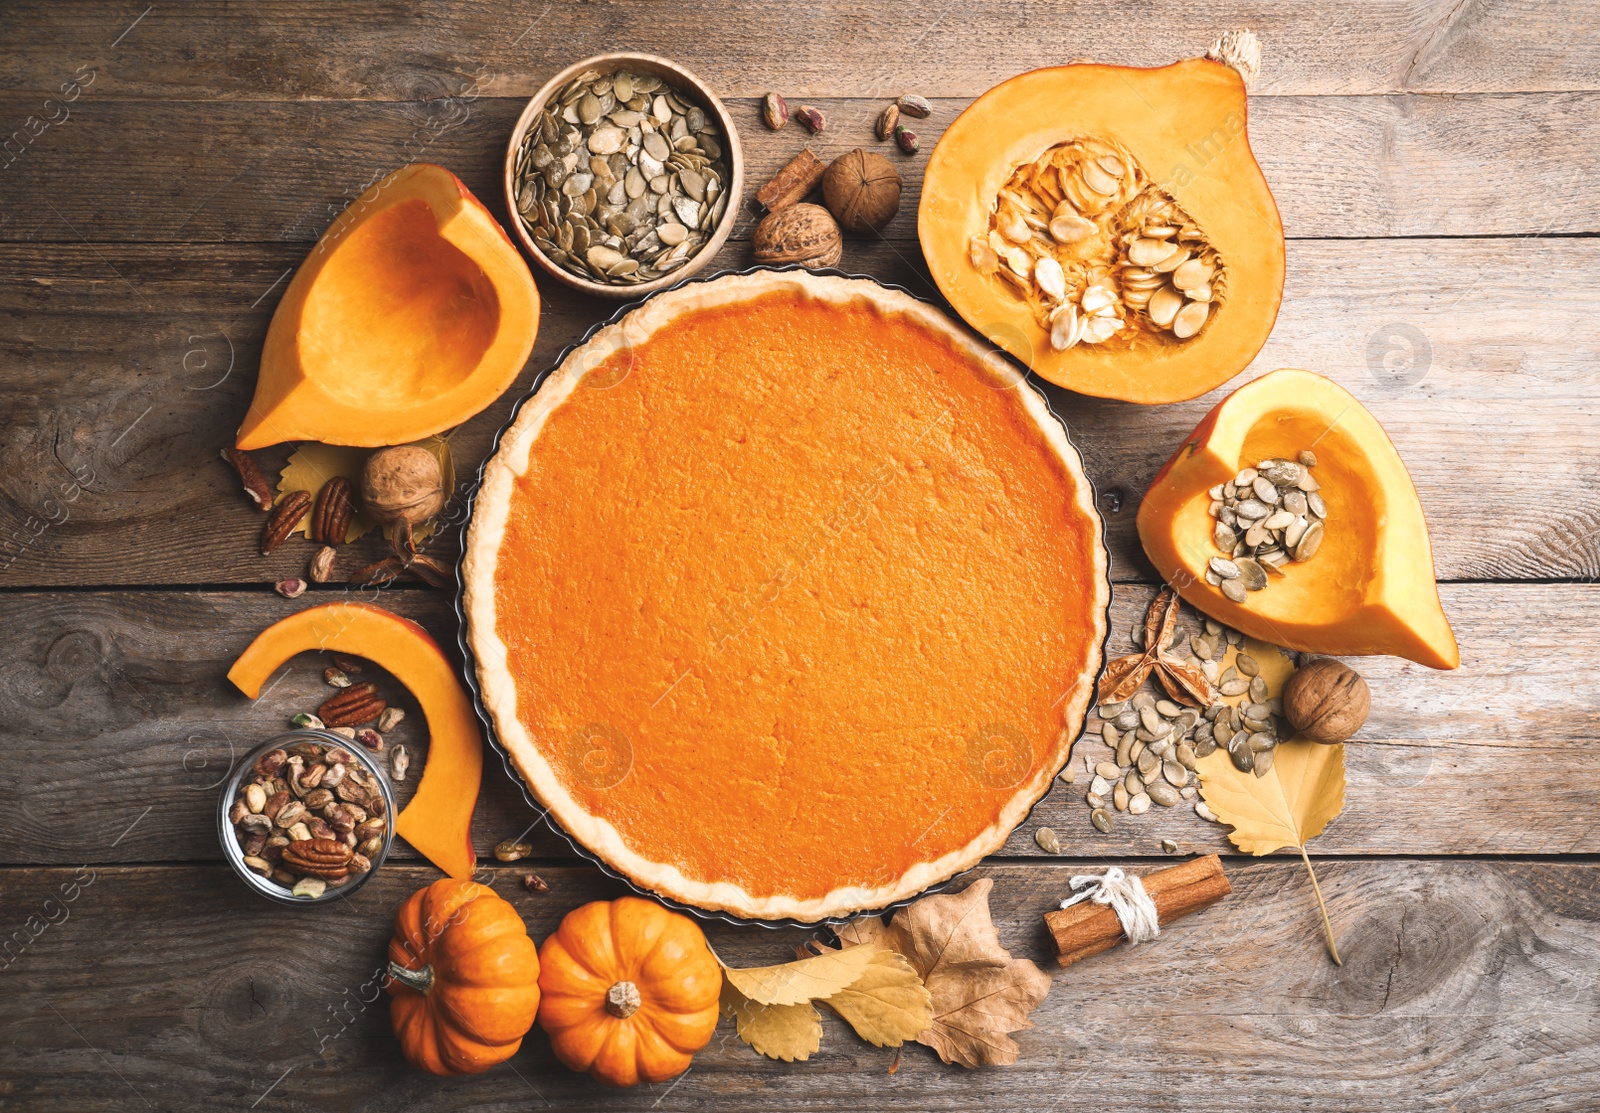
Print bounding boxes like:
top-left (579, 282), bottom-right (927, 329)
top-left (752, 203), bottom-right (842, 269)
top-left (822, 149), bottom-right (902, 234)
top-left (360, 446), bottom-right (444, 535)
top-left (1283, 658), bottom-right (1370, 743)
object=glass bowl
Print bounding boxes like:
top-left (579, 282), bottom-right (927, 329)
top-left (218, 729), bottom-right (397, 906)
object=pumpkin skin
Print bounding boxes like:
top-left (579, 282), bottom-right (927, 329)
top-left (920, 59), bottom-right (1284, 404)
top-left (237, 162), bottom-right (540, 449)
top-left (1137, 368), bottom-right (1459, 669)
top-left (386, 880), bottom-right (541, 1075)
top-left (537, 898), bottom-right (722, 1087)
top-left (226, 601), bottom-right (483, 878)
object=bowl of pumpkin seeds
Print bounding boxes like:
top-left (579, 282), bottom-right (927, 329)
top-left (505, 53), bottom-right (744, 297)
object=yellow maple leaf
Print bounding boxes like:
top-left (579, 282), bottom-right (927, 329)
top-left (721, 943), bottom-right (878, 1007)
top-left (822, 948), bottom-right (932, 1048)
top-left (1197, 635), bottom-right (1347, 963)
top-left (719, 981), bottom-right (821, 1062)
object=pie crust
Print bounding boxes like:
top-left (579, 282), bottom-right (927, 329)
top-left (463, 270), bottom-right (1107, 921)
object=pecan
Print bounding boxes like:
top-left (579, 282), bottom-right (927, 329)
top-left (312, 477), bottom-right (354, 544)
top-left (261, 490), bottom-right (311, 554)
top-left (222, 447), bottom-right (275, 511)
top-left (281, 837), bottom-right (353, 881)
top-left (319, 682), bottom-right (386, 728)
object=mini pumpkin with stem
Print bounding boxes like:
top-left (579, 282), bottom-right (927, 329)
top-left (537, 897), bottom-right (722, 1087)
top-left (386, 879), bottom-right (541, 1075)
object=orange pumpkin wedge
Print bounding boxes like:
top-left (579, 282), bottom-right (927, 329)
top-left (920, 55), bottom-right (1283, 404)
top-left (237, 163), bottom-right (540, 450)
top-left (227, 601), bottom-right (484, 876)
top-left (1138, 368), bottom-right (1459, 669)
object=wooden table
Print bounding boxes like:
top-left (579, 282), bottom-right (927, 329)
top-left (3, 4), bottom-right (1597, 1109)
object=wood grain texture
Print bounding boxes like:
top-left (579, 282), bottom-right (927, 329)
top-left (4, 93), bottom-right (1599, 243)
top-left (1, 584), bottom-right (1595, 867)
top-left (3, 0), bottom-right (1598, 99)
top-left (1, 237), bottom-right (1594, 587)
top-left (1, 860), bottom-right (1596, 1112)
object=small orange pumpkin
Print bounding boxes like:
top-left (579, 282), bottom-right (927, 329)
top-left (386, 879), bottom-right (541, 1075)
top-left (537, 897), bottom-right (722, 1087)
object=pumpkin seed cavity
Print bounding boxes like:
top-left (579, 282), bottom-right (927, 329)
top-left (968, 134), bottom-right (1227, 350)
top-left (1205, 450), bottom-right (1327, 599)
top-left (513, 68), bottom-right (730, 286)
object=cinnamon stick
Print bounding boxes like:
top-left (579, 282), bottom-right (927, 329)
top-left (756, 148), bottom-right (826, 212)
top-left (1044, 854), bottom-right (1231, 968)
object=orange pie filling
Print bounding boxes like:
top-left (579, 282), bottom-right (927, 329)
top-left (468, 274), bottom-right (1106, 920)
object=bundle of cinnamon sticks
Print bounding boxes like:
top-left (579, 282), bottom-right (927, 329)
top-left (1044, 854), bottom-right (1232, 968)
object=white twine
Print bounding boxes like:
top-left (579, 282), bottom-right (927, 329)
top-left (1058, 867), bottom-right (1160, 945)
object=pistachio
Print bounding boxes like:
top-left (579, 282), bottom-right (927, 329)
top-left (292, 877), bottom-right (327, 899)
top-left (893, 124), bottom-right (919, 154)
top-left (391, 745), bottom-right (409, 782)
top-left (794, 104), bottom-right (826, 134)
top-left (376, 706), bottom-right (405, 733)
top-left (897, 94), bottom-right (932, 119)
top-left (495, 837), bottom-right (534, 863)
top-left (762, 91), bottom-right (788, 130)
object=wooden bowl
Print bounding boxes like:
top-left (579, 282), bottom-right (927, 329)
top-left (503, 53), bottom-right (745, 299)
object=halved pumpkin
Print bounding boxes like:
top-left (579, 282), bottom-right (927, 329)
top-left (920, 55), bottom-right (1283, 404)
top-left (237, 163), bottom-right (540, 449)
top-left (227, 601), bottom-right (485, 877)
top-left (1137, 368), bottom-right (1459, 669)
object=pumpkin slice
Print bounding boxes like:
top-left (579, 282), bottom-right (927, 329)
top-left (227, 601), bottom-right (484, 876)
top-left (237, 163), bottom-right (540, 449)
top-left (1137, 368), bottom-right (1459, 669)
top-left (919, 45), bottom-right (1283, 404)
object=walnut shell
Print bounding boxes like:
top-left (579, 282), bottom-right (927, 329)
top-left (822, 148), bottom-right (903, 233)
top-left (360, 446), bottom-right (444, 529)
top-left (1283, 658), bottom-right (1371, 743)
top-left (752, 203), bottom-right (842, 269)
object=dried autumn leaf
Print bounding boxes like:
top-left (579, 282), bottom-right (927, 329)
top-left (822, 948), bottom-right (932, 1048)
top-left (278, 434), bottom-right (454, 545)
top-left (721, 942), bottom-right (879, 1006)
top-left (1197, 635), bottom-right (1346, 963)
top-left (719, 980), bottom-right (821, 1062)
top-left (836, 878), bottom-right (1051, 1068)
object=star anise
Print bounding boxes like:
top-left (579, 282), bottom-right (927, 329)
top-left (1096, 588), bottom-right (1216, 707)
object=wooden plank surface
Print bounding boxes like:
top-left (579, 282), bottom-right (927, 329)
top-left (4, 0), bottom-right (1599, 99)
top-left (2, 860), bottom-right (1597, 1112)
top-left (4, 93), bottom-right (1599, 243)
top-left (2, 237), bottom-right (1595, 587)
top-left (2, 583), bottom-right (1593, 867)
top-left (3, 1), bottom-right (1597, 1107)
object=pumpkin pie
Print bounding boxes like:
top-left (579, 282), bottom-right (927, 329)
top-left (463, 271), bottom-right (1108, 921)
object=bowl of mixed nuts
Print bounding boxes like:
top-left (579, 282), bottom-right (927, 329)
top-left (504, 52), bottom-right (744, 297)
top-left (219, 730), bottom-right (396, 905)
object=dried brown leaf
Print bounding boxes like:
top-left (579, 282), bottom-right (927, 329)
top-left (719, 980), bottom-right (821, 1061)
top-left (836, 878), bottom-right (1051, 1068)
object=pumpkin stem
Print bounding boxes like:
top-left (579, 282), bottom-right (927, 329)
top-left (386, 960), bottom-right (435, 995)
top-left (605, 980), bottom-right (642, 1019)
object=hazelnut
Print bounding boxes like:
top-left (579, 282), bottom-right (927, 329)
top-left (1283, 658), bottom-right (1371, 743)
top-left (822, 148), bottom-right (903, 234)
top-left (752, 203), bottom-right (842, 269)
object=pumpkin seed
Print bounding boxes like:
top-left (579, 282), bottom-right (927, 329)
top-left (1091, 808), bottom-right (1114, 833)
top-left (1096, 761), bottom-right (1122, 780)
top-left (1147, 781), bottom-right (1181, 807)
top-left (1128, 792), bottom-right (1152, 815)
top-left (1035, 827), bottom-right (1061, 854)
top-left (513, 68), bottom-right (729, 286)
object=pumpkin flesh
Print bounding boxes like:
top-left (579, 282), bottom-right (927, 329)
top-left (920, 60), bottom-right (1284, 404)
top-left (226, 601), bottom-right (484, 877)
top-left (1137, 368), bottom-right (1459, 669)
top-left (237, 162), bottom-right (539, 449)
